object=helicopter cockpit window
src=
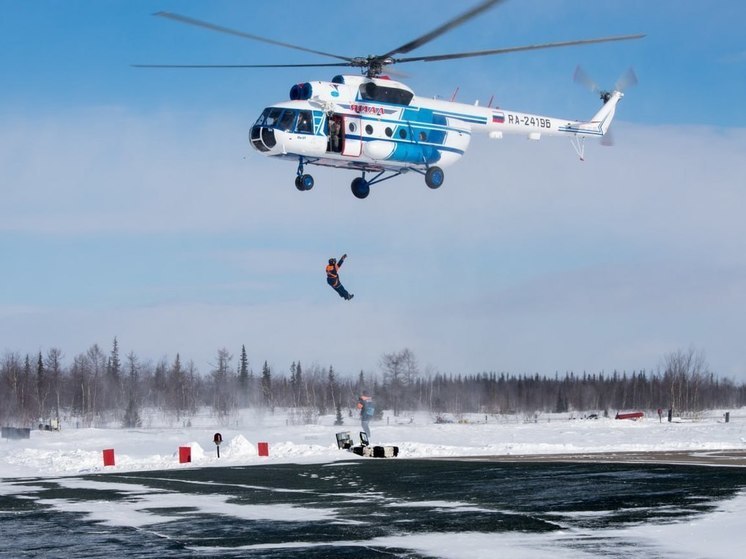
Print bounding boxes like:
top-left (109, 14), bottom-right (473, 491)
top-left (256, 107), bottom-right (283, 127)
top-left (277, 109), bottom-right (296, 131)
top-left (359, 82), bottom-right (414, 105)
top-left (296, 110), bottom-right (313, 133)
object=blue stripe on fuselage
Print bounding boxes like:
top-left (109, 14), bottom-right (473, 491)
top-left (354, 134), bottom-right (465, 162)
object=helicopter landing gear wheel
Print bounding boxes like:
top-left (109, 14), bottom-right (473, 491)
top-left (351, 177), bottom-right (370, 199)
top-left (295, 174), bottom-right (314, 191)
top-left (425, 166), bottom-right (444, 189)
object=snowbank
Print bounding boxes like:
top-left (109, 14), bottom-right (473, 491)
top-left (2, 409), bottom-right (744, 478)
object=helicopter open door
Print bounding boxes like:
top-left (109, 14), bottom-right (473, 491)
top-left (341, 115), bottom-right (362, 157)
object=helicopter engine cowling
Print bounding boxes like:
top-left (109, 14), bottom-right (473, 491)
top-left (289, 82), bottom-right (313, 100)
top-left (289, 81), bottom-right (345, 103)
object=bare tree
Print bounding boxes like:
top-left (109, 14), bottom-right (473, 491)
top-left (0, 353), bottom-right (23, 423)
top-left (45, 348), bottom-right (64, 424)
top-left (663, 347), bottom-right (709, 413)
top-left (381, 348), bottom-right (418, 416)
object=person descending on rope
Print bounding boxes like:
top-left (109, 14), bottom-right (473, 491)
top-left (326, 253), bottom-right (354, 300)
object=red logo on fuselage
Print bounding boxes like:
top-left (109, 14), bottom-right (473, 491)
top-left (350, 103), bottom-right (384, 116)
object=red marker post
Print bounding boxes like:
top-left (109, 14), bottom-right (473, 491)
top-left (178, 446), bottom-right (191, 463)
top-left (213, 432), bottom-right (223, 458)
top-left (102, 448), bottom-right (115, 467)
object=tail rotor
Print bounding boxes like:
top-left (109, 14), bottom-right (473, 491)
top-left (573, 65), bottom-right (637, 146)
top-left (614, 67), bottom-right (638, 92)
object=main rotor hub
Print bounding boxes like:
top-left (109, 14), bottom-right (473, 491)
top-left (364, 56), bottom-right (394, 78)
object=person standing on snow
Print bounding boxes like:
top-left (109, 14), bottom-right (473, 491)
top-left (357, 390), bottom-right (374, 439)
top-left (326, 253), bottom-right (354, 300)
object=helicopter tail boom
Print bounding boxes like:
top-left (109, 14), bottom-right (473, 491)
top-left (463, 85), bottom-right (624, 141)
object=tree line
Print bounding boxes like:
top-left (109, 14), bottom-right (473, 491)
top-left (1, 341), bottom-right (744, 427)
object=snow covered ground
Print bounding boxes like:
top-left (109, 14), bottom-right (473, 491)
top-left (2, 408), bottom-right (746, 559)
top-left (2, 408), bottom-right (745, 478)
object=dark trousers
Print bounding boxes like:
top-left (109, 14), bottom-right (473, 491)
top-left (327, 278), bottom-right (350, 299)
top-left (361, 417), bottom-right (370, 438)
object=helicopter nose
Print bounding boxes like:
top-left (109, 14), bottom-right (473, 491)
top-left (249, 125), bottom-right (276, 152)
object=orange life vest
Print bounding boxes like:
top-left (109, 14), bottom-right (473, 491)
top-left (326, 263), bottom-right (339, 285)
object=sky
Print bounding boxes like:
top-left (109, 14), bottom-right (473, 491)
top-left (1, 0), bottom-right (746, 381)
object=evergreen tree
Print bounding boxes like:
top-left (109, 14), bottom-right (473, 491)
top-left (261, 361), bottom-right (273, 409)
top-left (21, 354), bottom-right (32, 421)
top-left (168, 353), bottom-right (188, 418)
top-left (290, 361), bottom-right (298, 406)
top-left (326, 365), bottom-right (338, 415)
top-left (106, 337), bottom-right (122, 410)
top-left (152, 358), bottom-right (168, 410)
top-left (554, 389), bottom-right (569, 413)
top-left (295, 361), bottom-right (300, 406)
top-left (36, 351), bottom-right (48, 420)
top-left (109, 338), bottom-right (121, 380)
top-left (122, 396), bottom-right (142, 428)
top-left (238, 345), bottom-right (250, 406)
top-left (125, 351), bottom-right (140, 409)
top-left (211, 348), bottom-right (234, 420)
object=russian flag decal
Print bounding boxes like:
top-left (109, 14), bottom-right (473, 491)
top-left (492, 111), bottom-right (505, 123)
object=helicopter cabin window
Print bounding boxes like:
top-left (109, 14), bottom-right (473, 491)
top-left (359, 82), bottom-right (414, 105)
top-left (384, 127), bottom-right (393, 138)
top-left (365, 124), bottom-right (373, 135)
top-left (296, 110), bottom-right (312, 133)
top-left (419, 131), bottom-right (427, 141)
top-left (399, 128), bottom-right (407, 139)
top-left (277, 110), bottom-right (296, 131)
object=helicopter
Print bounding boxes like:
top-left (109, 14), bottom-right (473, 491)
top-left (135, 0), bottom-right (644, 199)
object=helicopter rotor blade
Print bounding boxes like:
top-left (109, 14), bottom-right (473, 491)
top-left (393, 34), bottom-right (646, 65)
top-left (132, 62), bottom-right (352, 69)
top-left (142, 7), bottom-right (645, 80)
top-left (614, 67), bottom-right (638, 92)
top-left (153, 11), bottom-right (353, 63)
top-left (573, 65), bottom-right (600, 93)
top-left (381, 0), bottom-right (505, 58)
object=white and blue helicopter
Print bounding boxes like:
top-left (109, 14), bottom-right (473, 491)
top-left (137, 0), bottom-right (643, 199)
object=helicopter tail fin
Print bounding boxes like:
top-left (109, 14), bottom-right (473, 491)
top-left (590, 90), bottom-right (622, 136)
top-left (562, 90), bottom-right (624, 160)
top-left (568, 90), bottom-right (623, 139)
